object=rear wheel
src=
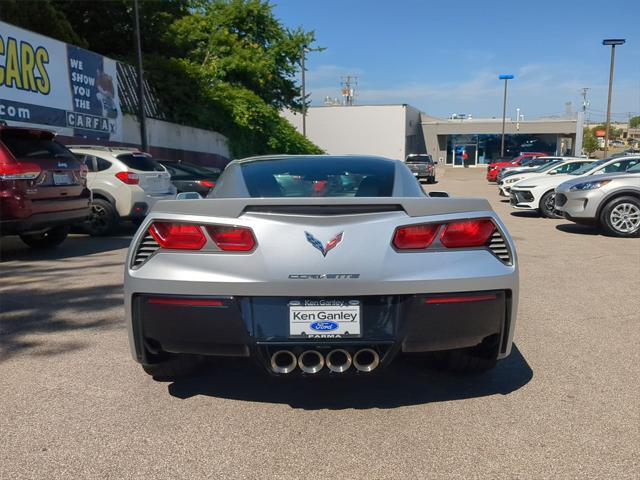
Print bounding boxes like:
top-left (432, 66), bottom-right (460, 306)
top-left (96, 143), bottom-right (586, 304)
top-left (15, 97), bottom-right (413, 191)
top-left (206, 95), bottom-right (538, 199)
top-left (427, 175), bottom-right (436, 184)
top-left (599, 196), bottom-right (640, 237)
top-left (19, 225), bottom-right (70, 248)
top-left (85, 198), bottom-right (118, 236)
top-left (432, 335), bottom-right (500, 373)
top-left (539, 190), bottom-right (562, 218)
top-left (141, 354), bottom-right (204, 381)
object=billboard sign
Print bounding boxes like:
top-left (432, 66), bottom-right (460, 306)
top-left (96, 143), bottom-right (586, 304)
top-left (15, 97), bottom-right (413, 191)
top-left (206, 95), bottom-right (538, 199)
top-left (0, 21), bottom-right (122, 141)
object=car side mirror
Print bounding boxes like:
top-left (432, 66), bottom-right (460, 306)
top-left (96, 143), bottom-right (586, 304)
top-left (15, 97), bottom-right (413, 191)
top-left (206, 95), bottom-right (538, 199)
top-left (176, 192), bottom-right (202, 200)
top-left (428, 191), bottom-right (449, 198)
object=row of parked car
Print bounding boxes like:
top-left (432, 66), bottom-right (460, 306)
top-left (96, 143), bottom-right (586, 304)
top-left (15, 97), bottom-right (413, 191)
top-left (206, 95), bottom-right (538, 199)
top-left (487, 152), bottom-right (640, 237)
top-left (0, 125), bottom-right (220, 248)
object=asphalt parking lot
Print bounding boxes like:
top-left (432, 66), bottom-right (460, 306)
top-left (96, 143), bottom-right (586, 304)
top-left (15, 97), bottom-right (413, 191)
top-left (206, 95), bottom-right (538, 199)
top-left (1, 167), bottom-right (638, 479)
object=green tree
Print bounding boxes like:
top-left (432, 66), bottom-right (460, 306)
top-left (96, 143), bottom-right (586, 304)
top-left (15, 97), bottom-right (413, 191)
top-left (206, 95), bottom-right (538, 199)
top-left (582, 128), bottom-right (599, 157)
top-left (0, 0), bottom-right (87, 47)
top-left (630, 116), bottom-right (640, 129)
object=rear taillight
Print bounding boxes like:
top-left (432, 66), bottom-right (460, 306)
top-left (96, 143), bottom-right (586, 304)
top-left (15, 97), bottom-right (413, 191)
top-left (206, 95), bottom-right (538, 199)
top-left (393, 219), bottom-right (497, 251)
top-left (393, 224), bottom-right (439, 250)
top-left (79, 164), bottom-right (88, 179)
top-left (206, 226), bottom-right (256, 251)
top-left (115, 171), bottom-right (139, 185)
top-left (439, 219), bottom-right (495, 248)
top-left (149, 222), bottom-right (206, 250)
top-left (0, 162), bottom-right (42, 180)
top-left (198, 180), bottom-right (215, 188)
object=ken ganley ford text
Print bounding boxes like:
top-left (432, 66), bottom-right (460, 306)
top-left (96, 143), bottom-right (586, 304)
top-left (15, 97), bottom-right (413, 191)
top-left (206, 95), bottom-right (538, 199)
top-left (291, 310), bottom-right (358, 321)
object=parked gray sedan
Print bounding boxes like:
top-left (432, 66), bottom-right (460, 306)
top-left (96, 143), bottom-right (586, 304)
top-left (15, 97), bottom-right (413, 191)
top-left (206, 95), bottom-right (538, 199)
top-left (555, 163), bottom-right (640, 237)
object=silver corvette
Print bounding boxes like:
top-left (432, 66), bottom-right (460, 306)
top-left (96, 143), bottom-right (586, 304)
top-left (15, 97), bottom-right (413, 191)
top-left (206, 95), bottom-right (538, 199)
top-left (124, 155), bottom-right (519, 380)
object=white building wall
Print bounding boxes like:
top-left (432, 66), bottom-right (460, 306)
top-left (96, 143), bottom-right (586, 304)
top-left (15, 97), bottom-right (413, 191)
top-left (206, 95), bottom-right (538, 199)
top-left (283, 105), bottom-right (414, 160)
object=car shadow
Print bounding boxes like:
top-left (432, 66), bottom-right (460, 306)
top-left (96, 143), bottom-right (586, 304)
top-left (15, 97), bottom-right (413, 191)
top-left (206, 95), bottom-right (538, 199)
top-left (167, 345), bottom-right (533, 409)
top-left (510, 211), bottom-right (540, 218)
top-left (0, 227), bottom-right (136, 262)
top-left (555, 223), bottom-right (600, 236)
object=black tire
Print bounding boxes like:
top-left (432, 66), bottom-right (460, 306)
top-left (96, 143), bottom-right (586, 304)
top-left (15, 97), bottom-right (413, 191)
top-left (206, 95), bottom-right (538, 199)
top-left (431, 335), bottom-right (500, 373)
top-left (427, 175), bottom-right (436, 184)
top-left (19, 225), bottom-right (70, 248)
top-left (539, 190), bottom-right (562, 218)
top-left (599, 196), bottom-right (640, 237)
top-left (141, 354), bottom-right (203, 381)
top-left (130, 217), bottom-right (144, 228)
top-left (85, 198), bottom-right (118, 236)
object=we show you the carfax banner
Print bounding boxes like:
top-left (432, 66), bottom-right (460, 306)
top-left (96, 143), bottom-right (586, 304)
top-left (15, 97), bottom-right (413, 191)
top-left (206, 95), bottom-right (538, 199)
top-left (0, 21), bottom-right (122, 141)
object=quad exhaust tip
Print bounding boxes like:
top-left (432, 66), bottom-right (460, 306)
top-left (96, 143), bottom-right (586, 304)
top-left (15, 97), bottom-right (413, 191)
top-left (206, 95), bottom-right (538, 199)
top-left (270, 350), bottom-right (298, 374)
top-left (326, 349), bottom-right (352, 373)
top-left (298, 350), bottom-right (324, 374)
top-left (353, 348), bottom-right (380, 372)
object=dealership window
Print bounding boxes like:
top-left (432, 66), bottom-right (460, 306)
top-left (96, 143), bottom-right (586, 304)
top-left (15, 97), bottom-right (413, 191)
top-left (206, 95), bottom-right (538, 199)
top-left (445, 133), bottom-right (561, 165)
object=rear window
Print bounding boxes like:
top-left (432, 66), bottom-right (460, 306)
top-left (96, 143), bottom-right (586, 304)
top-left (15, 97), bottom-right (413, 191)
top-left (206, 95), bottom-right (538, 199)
top-left (1, 130), bottom-right (75, 161)
top-left (406, 155), bottom-right (433, 163)
top-left (117, 153), bottom-right (164, 172)
top-left (240, 157), bottom-right (395, 197)
top-left (162, 162), bottom-right (219, 179)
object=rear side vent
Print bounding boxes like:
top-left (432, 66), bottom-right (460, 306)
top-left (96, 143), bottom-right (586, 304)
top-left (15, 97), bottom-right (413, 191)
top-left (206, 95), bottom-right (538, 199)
top-left (487, 230), bottom-right (513, 265)
top-left (131, 233), bottom-right (160, 268)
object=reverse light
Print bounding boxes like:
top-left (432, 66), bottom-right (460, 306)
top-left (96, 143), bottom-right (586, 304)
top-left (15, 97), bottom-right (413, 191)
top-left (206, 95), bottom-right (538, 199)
top-left (115, 171), bottom-right (139, 185)
top-left (206, 225), bottom-right (256, 251)
top-left (149, 222), bottom-right (206, 250)
top-left (440, 219), bottom-right (495, 248)
top-left (569, 180), bottom-right (611, 191)
top-left (0, 162), bottom-right (42, 180)
top-left (393, 224), bottom-right (440, 249)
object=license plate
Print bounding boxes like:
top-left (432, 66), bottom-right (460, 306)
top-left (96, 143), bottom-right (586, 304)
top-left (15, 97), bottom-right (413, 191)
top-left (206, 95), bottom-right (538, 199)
top-left (53, 173), bottom-right (72, 185)
top-left (289, 300), bottom-right (361, 338)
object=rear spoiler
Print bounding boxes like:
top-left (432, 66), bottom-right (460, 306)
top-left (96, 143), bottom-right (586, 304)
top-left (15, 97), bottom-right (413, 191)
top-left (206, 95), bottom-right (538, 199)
top-left (150, 197), bottom-right (493, 218)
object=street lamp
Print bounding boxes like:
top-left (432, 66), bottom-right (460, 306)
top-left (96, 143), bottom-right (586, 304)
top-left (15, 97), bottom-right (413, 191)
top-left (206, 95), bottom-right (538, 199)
top-left (602, 39), bottom-right (625, 158)
top-left (499, 74), bottom-right (514, 157)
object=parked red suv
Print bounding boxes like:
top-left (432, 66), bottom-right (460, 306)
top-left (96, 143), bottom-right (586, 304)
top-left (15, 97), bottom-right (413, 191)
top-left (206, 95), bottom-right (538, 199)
top-left (486, 152), bottom-right (547, 182)
top-left (0, 126), bottom-right (91, 248)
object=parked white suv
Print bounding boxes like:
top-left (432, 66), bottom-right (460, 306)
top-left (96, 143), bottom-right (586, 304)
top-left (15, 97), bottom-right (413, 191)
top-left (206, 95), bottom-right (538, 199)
top-left (69, 146), bottom-right (176, 235)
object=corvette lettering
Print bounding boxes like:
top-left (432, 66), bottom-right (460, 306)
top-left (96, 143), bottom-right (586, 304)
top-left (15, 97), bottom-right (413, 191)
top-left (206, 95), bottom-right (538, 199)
top-left (288, 273), bottom-right (360, 279)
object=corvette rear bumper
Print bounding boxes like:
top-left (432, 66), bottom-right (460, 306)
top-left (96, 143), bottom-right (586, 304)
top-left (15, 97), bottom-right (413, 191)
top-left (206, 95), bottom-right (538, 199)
top-left (129, 290), bottom-right (513, 372)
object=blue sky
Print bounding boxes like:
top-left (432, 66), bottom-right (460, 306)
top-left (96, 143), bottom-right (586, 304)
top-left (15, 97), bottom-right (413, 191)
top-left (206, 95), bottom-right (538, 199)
top-left (273, 0), bottom-right (640, 122)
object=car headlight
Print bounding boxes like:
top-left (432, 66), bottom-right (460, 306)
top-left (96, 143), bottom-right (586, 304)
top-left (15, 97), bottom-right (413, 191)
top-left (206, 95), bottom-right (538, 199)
top-left (505, 177), bottom-right (522, 184)
top-left (569, 180), bottom-right (611, 191)
top-left (515, 185), bottom-right (536, 189)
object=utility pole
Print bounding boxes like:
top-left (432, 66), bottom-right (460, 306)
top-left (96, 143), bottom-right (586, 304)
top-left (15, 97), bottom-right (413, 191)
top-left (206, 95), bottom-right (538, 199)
top-left (602, 39), bottom-right (625, 158)
top-left (301, 47), bottom-right (307, 138)
top-left (498, 74), bottom-right (514, 157)
top-left (341, 76), bottom-right (358, 106)
top-left (133, 0), bottom-right (148, 152)
top-left (581, 87), bottom-right (590, 125)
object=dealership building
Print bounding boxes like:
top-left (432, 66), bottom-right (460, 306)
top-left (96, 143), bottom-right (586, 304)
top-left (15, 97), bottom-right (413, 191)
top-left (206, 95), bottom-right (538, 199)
top-left (285, 105), bottom-right (583, 166)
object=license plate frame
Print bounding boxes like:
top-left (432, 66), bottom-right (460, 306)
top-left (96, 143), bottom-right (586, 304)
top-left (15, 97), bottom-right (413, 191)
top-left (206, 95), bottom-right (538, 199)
top-left (53, 172), bottom-right (72, 185)
top-left (289, 300), bottom-right (361, 338)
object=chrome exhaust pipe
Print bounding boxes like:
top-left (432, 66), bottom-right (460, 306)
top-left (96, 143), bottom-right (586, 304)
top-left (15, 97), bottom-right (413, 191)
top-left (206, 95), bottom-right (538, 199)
top-left (353, 348), bottom-right (380, 372)
top-left (325, 349), bottom-right (352, 373)
top-left (270, 350), bottom-right (297, 374)
top-left (298, 350), bottom-right (324, 374)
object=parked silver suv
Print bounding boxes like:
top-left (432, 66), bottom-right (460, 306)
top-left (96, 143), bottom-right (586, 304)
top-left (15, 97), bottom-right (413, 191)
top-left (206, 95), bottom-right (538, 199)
top-left (555, 161), bottom-right (640, 237)
top-left (70, 146), bottom-right (176, 235)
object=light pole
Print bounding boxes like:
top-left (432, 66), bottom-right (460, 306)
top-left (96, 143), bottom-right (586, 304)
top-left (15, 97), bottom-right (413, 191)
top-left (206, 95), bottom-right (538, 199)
top-left (300, 47), bottom-right (307, 138)
top-left (499, 74), bottom-right (514, 157)
top-left (133, 0), bottom-right (147, 151)
top-left (602, 39), bottom-right (625, 158)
